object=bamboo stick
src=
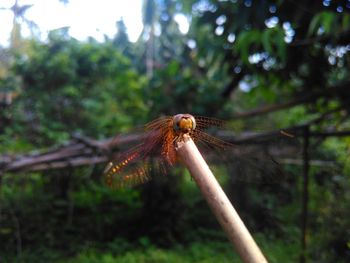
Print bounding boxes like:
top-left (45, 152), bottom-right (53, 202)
top-left (175, 134), bottom-right (268, 263)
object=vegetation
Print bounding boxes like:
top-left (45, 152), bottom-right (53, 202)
top-left (1, 0), bottom-right (349, 262)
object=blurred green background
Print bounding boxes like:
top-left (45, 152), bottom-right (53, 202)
top-left (0, 0), bottom-right (350, 262)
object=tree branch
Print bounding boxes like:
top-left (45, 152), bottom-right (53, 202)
top-left (232, 82), bottom-right (349, 119)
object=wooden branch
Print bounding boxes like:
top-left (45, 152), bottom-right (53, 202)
top-left (310, 130), bottom-right (350, 138)
top-left (300, 127), bottom-right (310, 263)
top-left (291, 28), bottom-right (350, 47)
top-left (1, 133), bottom-right (149, 173)
top-left (28, 156), bottom-right (107, 171)
top-left (232, 95), bottom-right (313, 119)
top-left (4, 143), bottom-right (91, 171)
top-left (277, 158), bottom-right (336, 167)
top-left (176, 135), bottom-right (268, 263)
top-left (232, 83), bottom-right (349, 119)
top-left (1, 124), bottom-right (348, 174)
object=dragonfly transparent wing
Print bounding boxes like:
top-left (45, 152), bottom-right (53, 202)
top-left (103, 126), bottom-right (172, 189)
top-left (194, 128), bottom-right (301, 183)
top-left (103, 145), bottom-right (150, 188)
top-left (195, 116), bottom-right (227, 130)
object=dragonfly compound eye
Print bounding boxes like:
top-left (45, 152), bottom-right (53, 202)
top-left (173, 114), bottom-right (196, 133)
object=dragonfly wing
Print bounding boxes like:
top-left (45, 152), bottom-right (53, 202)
top-left (145, 116), bottom-right (172, 131)
top-left (103, 145), bottom-right (151, 188)
top-left (194, 116), bottom-right (227, 129)
top-left (104, 155), bottom-right (171, 189)
top-left (191, 129), bottom-right (299, 184)
top-left (225, 154), bottom-right (285, 184)
top-left (191, 129), bottom-right (234, 150)
top-left (103, 127), bottom-right (172, 189)
top-left (105, 161), bottom-right (152, 189)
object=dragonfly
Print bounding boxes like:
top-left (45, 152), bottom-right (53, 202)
top-left (103, 113), bottom-right (291, 189)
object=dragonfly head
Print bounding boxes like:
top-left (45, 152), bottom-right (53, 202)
top-left (173, 114), bottom-right (196, 134)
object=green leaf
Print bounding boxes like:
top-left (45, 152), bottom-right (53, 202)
top-left (262, 29), bottom-right (273, 55)
top-left (235, 30), bottom-right (261, 65)
top-left (308, 11), bottom-right (335, 36)
top-left (342, 14), bottom-right (350, 30)
top-left (308, 12), bottom-right (322, 36)
top-left (261, 27), bottom-right (286, 64)
top-left (276, 27), bottom-right (286, 64)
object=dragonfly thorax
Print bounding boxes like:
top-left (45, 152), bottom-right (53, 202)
top-left (173, 114), bottom-right (196, 134)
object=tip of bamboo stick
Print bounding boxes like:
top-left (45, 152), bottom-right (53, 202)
top-left (175, 134), bottom-right (191, 150)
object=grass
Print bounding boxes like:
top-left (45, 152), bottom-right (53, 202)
top-left (56, 236), bottom-right (299, 263)
top-left (60, 241), bottom-right (239, 263)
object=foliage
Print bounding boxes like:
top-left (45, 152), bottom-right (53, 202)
top-left (306, 137), bottom-right (350, 262)
top-left (1, 0), bottom-right (350, 262)
top-left (4, 29), bottom-right (148, 148)
top-left (61, 241), bottom-right (237, 263)
top-left (1, 161), bottom-right (341, 262)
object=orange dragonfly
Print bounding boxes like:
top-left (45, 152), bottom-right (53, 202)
top-left (103, 113), bottom-right (236, 188)
top-left (103, 113), bottom-right (289, 188)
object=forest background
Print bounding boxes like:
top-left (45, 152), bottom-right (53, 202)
top-left (0, 0), bottom-right (350, 262)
